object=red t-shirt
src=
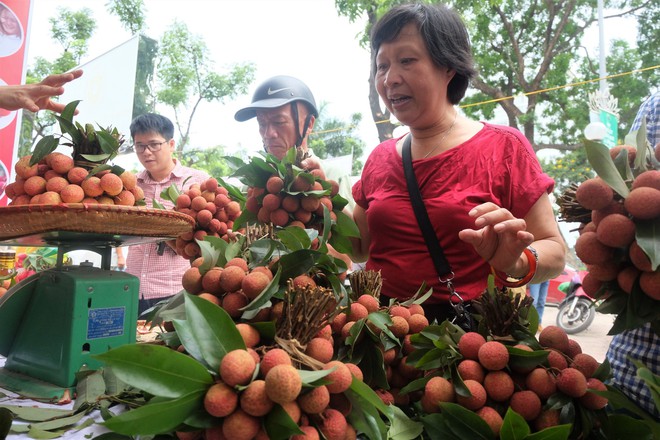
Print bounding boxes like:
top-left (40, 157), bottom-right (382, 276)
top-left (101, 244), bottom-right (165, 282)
top-left (353, 123), bottom-right (554, 303)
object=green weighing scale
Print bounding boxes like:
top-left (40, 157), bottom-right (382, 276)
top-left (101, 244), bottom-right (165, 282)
top-left (0, 231), bottom-right (176, 399)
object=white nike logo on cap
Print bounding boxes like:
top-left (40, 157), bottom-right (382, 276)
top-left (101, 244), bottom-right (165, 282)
top-left (267, 87), bottom-right (290, 95)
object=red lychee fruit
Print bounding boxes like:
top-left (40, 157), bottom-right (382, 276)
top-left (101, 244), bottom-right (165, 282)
top-left (305, 337), bottom-right (334, 363)
top-left (357, 294), bottom-right (379, 313)
top-left (222, 409), bottom-right (260, 440)
top-left (510, 390), bottom-right (542, 421)
top-left (458, 332), bottom-right (486, 361)
top-left (576, 177), bottom-right (613, 210)
top-left (388, 315), bottom-right (410, 338)
top-left (538, 326), bottom-right (569, 354)
top-left (547, 349), bottom-right (568, 371)
top-left (297, 385), bottom-right (330, 414)
top-left (264, 364), bottom-right (302, 404)
top-left (344, 362), bottom-right (364, 381)
top-left (100, 173), bottom-right (123, 196)
top-left (571, 353), bottom-right (599, 379)
top-left (318, 408), bottom-right (348, 440)
top-left (324, 360), bottom-right (353, 394)
top-left (220, 349), bottom-right (256, 387)
top-left (596, 213), bottom-right (636, 248)
top-left (457, 359), bottom-right (485, 383)
top-left (219, 265), bottom-right (246, 293)
top-left (182, 267), bottom-right (204, 294)
top-left (348, 302), bottom-right (369, 322)
top-left (239, 379), bottom-right (274, 417)
top-left (525, 367), bottom-right (557, 400)
top-left (483, 370), bottom-right (514, 402)
top-left (534, 409), bottom-right (560, 432)
top-left (556, 367), bottom-right (588, 398)
top-left (575, 231), bottom-right (614, 265)
top-left (241, 271), bottom-right (270, 300)
top-left (292, 274), bottom-right (316, 289)
top-left (456, 379), bottom-right (487, 411)
top-left (203, 382), bottom-right (238, 417)
top-left (66, 167), bottom-right (88, 185)
top-left (260, 348), bottom-right (292, 377)
top-left (60, 184), bottom-right (85, 203)
top-left (476, 406), bottom-right (503, 436)
top-left (477, 341), bottom-right (509, 371)
top-left (236, 323), bottom-right (260, 348)
top-left (220, 292), bottom-right (248, 318)
top-left (624, 187), bottom-right (660, 220)
top-left (578, 378), bottom-right (608, 410)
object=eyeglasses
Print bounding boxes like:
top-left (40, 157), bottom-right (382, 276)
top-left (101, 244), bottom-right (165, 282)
top-left (133, 140), bottom-right (170, 153)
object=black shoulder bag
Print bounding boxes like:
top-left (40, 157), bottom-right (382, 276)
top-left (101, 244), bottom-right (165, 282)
top-left (401, 135), bottom-right (476, 331)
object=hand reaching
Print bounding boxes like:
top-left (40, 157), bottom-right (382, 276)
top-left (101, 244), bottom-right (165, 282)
top-left (0, 69), bottom-right (83, 114)
top-left (458, 202), bottom-right (534, 277)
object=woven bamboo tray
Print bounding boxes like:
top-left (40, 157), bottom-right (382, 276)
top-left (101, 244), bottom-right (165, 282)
top-left (0, 204), bottom-right (194, 241)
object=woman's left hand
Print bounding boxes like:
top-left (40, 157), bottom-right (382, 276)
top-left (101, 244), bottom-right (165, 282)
top-left (458, 202), bottom-right (534, 277)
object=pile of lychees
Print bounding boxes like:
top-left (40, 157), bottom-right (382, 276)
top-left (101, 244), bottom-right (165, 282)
top-left (573, 145), bottom-right (659, 303)
top-left (244, 167), bottom-right (340, 230)
top-left (420, 325), bottom-right (607, 437)
top-left (171, 177), bottom-right (242, 260)
top-left (197, 347), bottom-right (360, 440)
top-left (5, 153), bottom-right (143, 206)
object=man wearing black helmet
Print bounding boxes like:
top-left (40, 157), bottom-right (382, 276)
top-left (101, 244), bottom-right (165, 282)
top-left (235, 75), bottom-right (319, 164)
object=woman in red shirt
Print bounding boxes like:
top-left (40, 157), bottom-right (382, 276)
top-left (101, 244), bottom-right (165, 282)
top-left (351, 3), bottom-right (565, 323)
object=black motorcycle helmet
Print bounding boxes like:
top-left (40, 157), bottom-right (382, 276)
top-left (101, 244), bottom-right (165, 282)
top-left (234, 75), bottom-right (318, 147)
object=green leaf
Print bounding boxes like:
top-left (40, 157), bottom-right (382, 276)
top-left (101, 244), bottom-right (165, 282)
top-left (73, 369), bottom-right (106, 410)
top-left (30, 135), bottom-right (60, 165)
top-left (584, 140), bottom-right (630, 198)
top-left (345, 386), bottom-right (388, 440)
top-left (437, 402), bottom-right (494, 439)
top-left (500, 407), bottom-right (531, 439)
top-left (241, 268), bottom-right (282, 313)
top-left (197, 240), bottom-right (220, 274)
top-left (298, 369), bottom-right (333, 386)
top-left (421, 413), bottom-right (456, 439)
top-left (276, 226), bottom-right (312, 251)
top-left (605, 413), bottom-right (654, 440)
top-left (387, 404), bottom-right (424, 440)
top-left (0, 405), bottom-right (73, 422)
top-left (30, 412), bottom-right (87, 431)
top-left (525, 424), bottom-right (572, 440)
top-left (93, 344), bottom-right (213, 398)
top-left (507, 346), bottom-right (548, 372)
top-left (262, 404), bottom-right (303, 440)
top-left (60, 100), bottom-right (80, 124)
top-left (80, 153), bottom-right (111, 162)
top-left (635, 219), bottom-right (660, 271)
top-left (103, 390), bottom-right (205, 435)
top-left (180, 293), bottom-right (246, 371)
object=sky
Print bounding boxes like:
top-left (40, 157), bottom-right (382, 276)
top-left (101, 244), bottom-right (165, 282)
top-left (26, 0), bottom-right (378, 159)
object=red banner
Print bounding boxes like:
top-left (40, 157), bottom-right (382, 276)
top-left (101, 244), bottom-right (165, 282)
top-left (0, 0), bottom-right (31, 206)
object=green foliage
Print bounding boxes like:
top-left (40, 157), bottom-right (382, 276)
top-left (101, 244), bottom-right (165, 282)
top-left (541, 149), bottom-right (594, 201)
top-left (178, 145), bottom-right (234, 178)
top-left (156, 21), bottom-right (256, 150)
top-left (309, 101), bottom-right (366, 175)
top-left (337, 0), bottom-right (655, 152)
top-left (49, 7), bottom-right (97, 64)
top-left (105, 0), bottom-right (146, 34)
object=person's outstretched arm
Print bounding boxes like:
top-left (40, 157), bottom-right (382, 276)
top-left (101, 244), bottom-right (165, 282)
top-left (0, 69), bottom-right (83, 113)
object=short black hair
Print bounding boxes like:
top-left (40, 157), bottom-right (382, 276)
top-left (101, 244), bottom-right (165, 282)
top-left (130, 113), bottom-right (174, 140)
top-left (371, 3), bottom-right (477, 104)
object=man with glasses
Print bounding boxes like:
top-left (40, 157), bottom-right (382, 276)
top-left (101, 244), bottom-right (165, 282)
top-left (124, 113), bottom-right (209, 315)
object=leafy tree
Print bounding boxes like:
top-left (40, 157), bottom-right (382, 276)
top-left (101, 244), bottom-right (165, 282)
top-left (178, 146), bottom-right (233, 178)
top-left (308, 102), bottom-right (366, 175)
top-left (106, 0), bottom-right (146, 34)
top-left (19, 8), bottom-right (96, 157)
top-left (335, 0), bottom-right (657, 152)
top-left (156, 21), bottom-right (256, 152)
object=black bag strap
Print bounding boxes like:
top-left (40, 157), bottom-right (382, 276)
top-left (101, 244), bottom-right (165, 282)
top-left (401, 135), bottom-right (452, 279)
top-left (402, 135), bottom-right (475, 330)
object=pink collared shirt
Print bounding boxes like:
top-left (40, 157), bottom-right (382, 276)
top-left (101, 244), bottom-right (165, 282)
top-left (126, 160), bottom-right (209, 300)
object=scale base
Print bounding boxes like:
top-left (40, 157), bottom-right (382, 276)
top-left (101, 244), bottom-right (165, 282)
top-left (0, 366), bottom-right (72, 401)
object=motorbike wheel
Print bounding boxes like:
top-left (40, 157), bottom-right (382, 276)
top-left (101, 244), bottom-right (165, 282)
top-left (556, 297), bottom-right (596, 334)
